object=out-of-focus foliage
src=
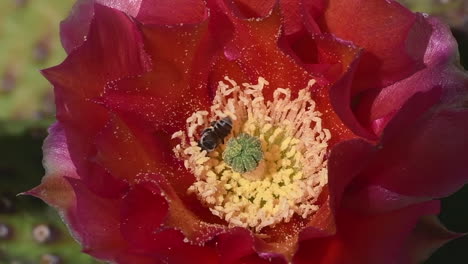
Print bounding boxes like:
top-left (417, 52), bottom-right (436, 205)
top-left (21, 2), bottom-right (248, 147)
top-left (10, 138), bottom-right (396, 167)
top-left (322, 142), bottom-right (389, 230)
top-left (399, 0), bottom-right (467, 27)
top-left (0, 131), bottom-right (102, 263)
top-left (0, 0), bottom-right (71, 127)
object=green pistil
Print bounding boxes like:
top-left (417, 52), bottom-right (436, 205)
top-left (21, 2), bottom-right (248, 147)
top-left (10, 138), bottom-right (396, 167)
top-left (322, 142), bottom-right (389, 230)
top-left (223, 133), bottom-right (263, 173)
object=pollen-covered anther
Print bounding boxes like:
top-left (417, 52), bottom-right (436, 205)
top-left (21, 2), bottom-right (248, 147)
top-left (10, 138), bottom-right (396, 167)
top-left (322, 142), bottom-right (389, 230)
top-left (173, 77), bottom-right (331, 232)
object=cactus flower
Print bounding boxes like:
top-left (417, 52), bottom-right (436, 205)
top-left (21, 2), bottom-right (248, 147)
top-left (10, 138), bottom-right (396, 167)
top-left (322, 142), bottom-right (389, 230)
top-left (28, 0), bottom-right (468, 263)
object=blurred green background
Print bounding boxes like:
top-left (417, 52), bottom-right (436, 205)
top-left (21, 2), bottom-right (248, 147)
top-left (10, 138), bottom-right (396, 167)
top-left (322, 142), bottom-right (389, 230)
top-left (0, 0), bottom-right (467, 263)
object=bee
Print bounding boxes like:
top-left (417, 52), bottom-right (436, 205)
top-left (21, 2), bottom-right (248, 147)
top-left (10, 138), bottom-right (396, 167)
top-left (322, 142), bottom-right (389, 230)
top-left (199, 116), bottom-right (233, 152)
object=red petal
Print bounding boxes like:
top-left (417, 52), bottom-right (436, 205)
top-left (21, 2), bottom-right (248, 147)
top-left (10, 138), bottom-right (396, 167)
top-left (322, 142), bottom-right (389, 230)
top-left (216, 228), bottom-right (256, 264)
top-left (326, 46), bottom-right (376, 140)
top-left (300, 196), bottom-right (336, 241)
top-left (118, 175), bottom-right (226, 261)
top-left (146, 230), bottom-right (220, 264)
top-left (156, 174), bottom-right (228, 243)
top-left (281, 32), bottom-right (373, 141)
top-left (81, 163), bottom-right (128, 199)
top-left (245, 189), bottom-right (333, 261)
top-left (100, 20), bottom-right (221, 135)
top-left (137, 0), bottom-right (208, 25)
top-left (222, 6), bottom-right (314, 100)
top-left (93, 116), bottom-right (175, 184)
top-left (280, 0), bottom-right (326, 35)
top-left (43, 3), bottom-right (149, 172)
top-left (229, 0), bottom-right (276, 18)
top-left (65, 178), bottom-right (155, 263)
top-left (293, 201), bottom-right (440, 264)
top-left (320, 0), bottom-right (430, 92)
top-left (60, 0), bottom-right (143, 53)
top-left (215, 227), bottom-right (290, 264)
top-left (210, 5), bottom-right (361, 146)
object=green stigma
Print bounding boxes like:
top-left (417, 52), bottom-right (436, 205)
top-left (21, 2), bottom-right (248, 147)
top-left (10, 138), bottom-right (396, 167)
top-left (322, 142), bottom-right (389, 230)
top-left (223, 133), bottom-right (263, 173)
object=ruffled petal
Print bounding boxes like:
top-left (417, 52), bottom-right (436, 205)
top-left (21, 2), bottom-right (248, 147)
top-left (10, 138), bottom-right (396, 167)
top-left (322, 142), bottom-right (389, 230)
top-left (327, 139), bottom-right (376, 213)
top-left (280, 31), bottom-right (375, 140)
top-left (320, 0), bottom-right (431, 92)
top-left (221, 5), bottom-right (314, 100)
top-left (356, 17), bottom-right (465, 131)
top-left (27, 123), bottom-right (155, 263)
top-left (280, 0), bottom-right (326, 35)
top-left (93, 116), bottom-right (177, 185)
top-left (42, 4), bottom-right (150, 195)
top-left (65, 178), bottom-right (155, 263)
top-left (98, 20), bottom-right (222, 135)
top-left (215, 227), bottom-right (290, 264)
top-left (356, 18), bottom-right (467, 134)
top-left (210, 3), bottom-right (360, 145)
top-left (92, 112), bottom-right (228, 228)
top-left (226, 0), bottom-right (325, 35)
top-left (293, 201), bottom-right (441, 264)
top-left (60, 0), bottom-right (143, 53)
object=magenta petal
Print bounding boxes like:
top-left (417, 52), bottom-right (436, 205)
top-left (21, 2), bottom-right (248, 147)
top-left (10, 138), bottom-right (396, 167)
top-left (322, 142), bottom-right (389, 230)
top-left (60, 0), bottom-right (143, 53)
top-left (343, 185), bottom-right (428, 214)
top-left (26, 124), bottom-right (152, 262)
top-left (373, 109), bottom-right (468, 198)
top-left (25, 123), bottom-right (77, 209)
top-left (120, 182), bottom-right (169, 252)
top-left (294, 201), bottom-right (441, 264)
top-left (327, 139), bottom-right (376, 213)
top-left (404, 216), bottom-right (465, 263)
top-left (40, 123), bottom-right (78, 180)
top-left (66, 177), bottom-right (123, 257)
top-left (366, 86), bottom-right (468, 198)
top-left (357, 16), bottom-right (464, 126)
top-left (65, 178), bottom-right (155, 263)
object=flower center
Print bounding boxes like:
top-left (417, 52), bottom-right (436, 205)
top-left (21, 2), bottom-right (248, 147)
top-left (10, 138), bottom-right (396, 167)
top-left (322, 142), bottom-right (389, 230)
top-left (173, 77), bottom-right (331, 232)
top-left (223, 133), bottom-right (263, 174)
